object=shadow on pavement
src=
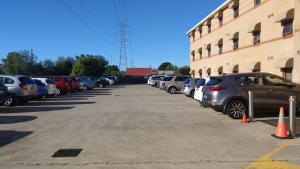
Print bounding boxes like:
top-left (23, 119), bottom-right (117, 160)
top-left (258, 118), bottom-right (300, 136)
top-left (44, 97), bottom-right (89, 101)
top-left (0, 106), bottom-right (74, 114)
top-left (0, 115), bottom-right (37, 124)
top-left (24, 101), bottom-right (96, 106)
top-left (0, 130), bottom-right (32, 147)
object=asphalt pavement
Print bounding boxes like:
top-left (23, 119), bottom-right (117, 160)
top-left (0, 85), bottom-right (299, 169)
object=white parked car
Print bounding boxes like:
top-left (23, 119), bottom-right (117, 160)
top-left (33, 78), bottom-right (58, 96)
top-left (105, 78), bottom-right (114, 85)
top-left (193, 77), bottom-right (210, 105)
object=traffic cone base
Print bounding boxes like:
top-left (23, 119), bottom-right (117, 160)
top-left (241, 113), bottom-right (248, 123)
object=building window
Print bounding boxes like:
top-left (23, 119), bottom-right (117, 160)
top-left (198, 26), bottom-right (203, 38)
top-left (199, 69), bottom-right (203, 77)
top-left (198, 48), bottom-right (203, 59)
top-left (252, 23), bottom-right (261, 45)
top-left (233, 65), bottom-right (239, 73)
top-left (232, 0), bottom-right (239, 18)
top-left (218, 39), bottom-right (223, 54)
top-left (253, 32), bottom-right (260, 45)
top-left (190, 31), bottom-right (195, 42)
top-left (254, 0), bottom-right (261, 6)
top-left (218, 11), bottom-right (223, 27)
top-left (191, 51), bottom-right (195, 61)
top-left (219, 16), bottom-right (223, 27)
top-left (232, 32), bottom-right (239, 50)
top-left (282, 20), bottom-right (293, 36)
top-left (207, 19), bottom-right (212, 33)
top-left (281, 68), bottom-right (293, 81)
top-left (207, 44), bottom-right (211, 57)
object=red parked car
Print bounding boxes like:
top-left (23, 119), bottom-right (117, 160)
top-left (70, 77), bottom-right (80, 92)
top-left (48, 76), bottom-right (71, 95)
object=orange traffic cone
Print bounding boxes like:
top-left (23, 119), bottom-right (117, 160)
top-left (273, 107), bottom-right (289, 139)
top-left (241, 112), bottom-right (248, 123)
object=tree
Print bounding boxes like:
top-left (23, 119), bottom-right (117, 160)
top-left (176, 66), bottom-right (190, 75)
top-left (158, 62), bottom-right (172, 70)
top-left (71, 54), bottom-right (108, 76)
top-left (104, 65), bottom-right (119, 76)
top-left (2, 50), bottom-right (37, 75)
top-left (42, 59), bottom-right (56, 75)
top-left (55, 56), bottom-right (75, 75)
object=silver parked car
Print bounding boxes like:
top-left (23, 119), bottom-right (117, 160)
top-left (0, 75), bottom-right (38, 106)
top-left (202, 72), bottom-right (300, 119)
top-left (160, 76), bottom-right (191, 94)
top-left (181, 78), bottom-right (200, 97)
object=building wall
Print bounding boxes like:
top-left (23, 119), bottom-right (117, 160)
top-left (189, 0), bottom-right (299, 83)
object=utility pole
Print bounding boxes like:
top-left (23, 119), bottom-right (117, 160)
top-left (118, 22), bottom-right (128, 71)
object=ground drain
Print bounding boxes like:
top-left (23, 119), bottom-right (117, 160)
top-left (52, 149), bottom-right (82, 157)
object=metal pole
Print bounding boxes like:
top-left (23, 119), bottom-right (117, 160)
top-left (248, 91), bottom-right (254, 122)
top-left (289, 96), bottom-right (296, 138)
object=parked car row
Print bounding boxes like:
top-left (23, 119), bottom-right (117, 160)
top-left (0, 75), bottom-right (117, 106)
top-left (148, 72), bottom-right (300, 119)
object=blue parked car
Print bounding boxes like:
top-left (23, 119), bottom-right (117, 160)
top-left (77, 77), bottom-right (95, 90)
top-left (33, 79), bottom-right (48, 99)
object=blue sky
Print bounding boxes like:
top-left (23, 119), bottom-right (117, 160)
top-left (0, 0), bottom-right (224, 68)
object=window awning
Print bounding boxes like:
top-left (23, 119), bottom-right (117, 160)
top-left (206, 44), bottom-right (211, 49)
top-left (274, 57), bottom-right (293, 68)
top-left (275, 8), bottom-right (294, 23)
top-left (229, 32), bottom-right (239, 40)
top-left (247, 62), bottom-right (261, 70)
top-left (247, 23), bottom-right (261, 33)
top-left (215, 39), bottom-right (223, 46)
top-left (213, 66), bottom-right (223, 73)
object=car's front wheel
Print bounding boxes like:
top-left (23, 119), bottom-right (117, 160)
top-left (168, 87), bottom-right (177, 94)
top-left (3, 95), bottom-right (15, 106)
top-left (226, 100), bottom-right (246, 119)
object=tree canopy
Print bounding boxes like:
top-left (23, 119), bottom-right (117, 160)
top-left (71, 54), bottom-right (108, 76)
top-left (104, 65), bottom-right (119, 76)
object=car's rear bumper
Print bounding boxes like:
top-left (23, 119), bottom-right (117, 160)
top-left (202, 98), bottom-right (223, 111)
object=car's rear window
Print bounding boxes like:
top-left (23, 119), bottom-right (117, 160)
top-left (206, 77), bottom-right (222, 86)
top-left (19, 77), bottom-right (34, 84)
top-left (195, 79), bottom-right (206, 86)
top-left (162, 77), bottom-right (173, 81)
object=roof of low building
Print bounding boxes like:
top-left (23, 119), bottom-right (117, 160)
top-left (126, 68), bottom-right (153, 76)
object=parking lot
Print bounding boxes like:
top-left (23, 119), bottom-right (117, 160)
top-left (0, 84), bottom-right (300, 169)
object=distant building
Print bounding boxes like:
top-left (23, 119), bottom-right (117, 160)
top-left (126, 68), bottom-right (153, 76)
top-left (187, 0), bottom-right (300, 83)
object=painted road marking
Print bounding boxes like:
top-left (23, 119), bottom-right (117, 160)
top-left (245, 142), bottom-right (300, 169)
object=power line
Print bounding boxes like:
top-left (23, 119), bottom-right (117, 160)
top-left (57, 0), bottom-right (108, 42)
top-left (112, 0), bottom-right (121, 23)
top-left (79, 0), bottom-right (115, 42)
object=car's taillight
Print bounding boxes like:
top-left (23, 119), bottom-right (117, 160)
top-left (209, 87), bottom-right (227, 91)
top-left (19, 83), bottom-right (27, 90)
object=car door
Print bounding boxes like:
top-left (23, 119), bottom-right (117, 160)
top-left (261, 74), bottom-right (293, 111)
top-left (236, 74), bottom-right (270, 112)
top-left (174, 76), bottom-right (186, 89)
